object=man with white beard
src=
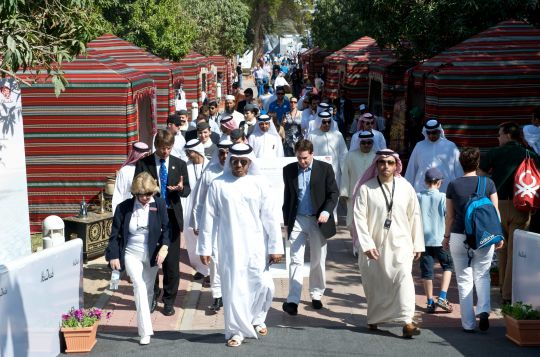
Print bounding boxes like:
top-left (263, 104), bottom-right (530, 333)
top-left (197, 143), bottom-right (284, 347)
top-left (218, 95), bottom-right (244, 127)
top-left (405, 119), bottom-right (463, 193)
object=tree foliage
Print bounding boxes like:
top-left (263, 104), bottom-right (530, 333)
top-left (92, 0), bottom-right (197, 60)
top-left (311, 0), bottom-right (540, 61)
top-left (244, 0), bottom-right (311, 67)
top-left (0, 0), bottom-right (99, 96)
top-left (182, 0), bottom-right (250, 57)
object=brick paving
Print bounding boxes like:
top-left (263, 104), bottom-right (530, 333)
top-left (86, 225), bottom-right (504, 337)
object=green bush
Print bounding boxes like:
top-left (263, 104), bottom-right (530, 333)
top-left (502, 301), bottom-right (540, 320)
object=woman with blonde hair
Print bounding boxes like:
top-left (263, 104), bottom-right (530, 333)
top-left (106, 172), bottom-right (170, 345)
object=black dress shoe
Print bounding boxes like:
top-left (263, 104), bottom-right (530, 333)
top-left (209, 297), bottom-right (223, 311)
top-left (193, 272), bottom-right (205, 280)
top-left (282, 302), bottom-right (298, 316)
top-left (163, 304), bottom-right (175, 316)
top-left (150, 297), bottom-right (158, 313)
top-left (312, 299), bottom-right (323, 310)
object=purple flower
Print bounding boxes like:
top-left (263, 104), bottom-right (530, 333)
top-left (62, 314), bottom-right (70, 321)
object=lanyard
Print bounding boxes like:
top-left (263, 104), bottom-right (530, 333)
top-left (377, 176), bottom-right (395, 214)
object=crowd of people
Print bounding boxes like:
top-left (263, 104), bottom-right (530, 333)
top-left (105, 61), bottom-right (540, 347)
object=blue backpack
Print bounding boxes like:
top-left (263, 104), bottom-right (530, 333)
top-left (464, 176), bottom-right (504, 250)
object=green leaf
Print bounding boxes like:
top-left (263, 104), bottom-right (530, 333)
top-left (6, 35), bottom-right (16, 52)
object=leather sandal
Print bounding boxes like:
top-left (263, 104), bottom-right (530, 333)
top-left (255, 324), bottom-right (268, 336)
top-left (227, 335), bottom-right (243, 347)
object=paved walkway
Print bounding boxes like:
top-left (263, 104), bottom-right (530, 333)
top-left (70, 222), bottom-right (540, 356)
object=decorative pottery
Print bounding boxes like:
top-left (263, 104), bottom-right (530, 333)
top-left (504, 314), bottom-right (540, 347)
top-left (61, 323), bottom-right (98, 353)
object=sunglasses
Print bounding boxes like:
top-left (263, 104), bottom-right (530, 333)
top-left (360, 141), bottom-right (373, 145)
top-left (427, 130), bottom-right (440, 135)
top-left (291, 101), bottom-right (297, 103)
top-left (362, 120), bottom-right (374, 124)
top-left (321, 120), bottom-right (332, 124)
top-left (209, 106), bottom-right (216, 109)
top-left (377, 159), bottom-right (396, 166)
top-left (277, 93), bottom-right (285, 96)
top-left (136, 192), bottom-right (154, 197)
top-left (230, 158), bottom-right (250, 166)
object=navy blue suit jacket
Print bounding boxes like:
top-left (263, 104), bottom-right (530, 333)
top-left (105, 197), bottom-right (170, 271)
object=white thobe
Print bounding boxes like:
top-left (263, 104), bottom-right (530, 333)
top-left (404, 138), bottom-right (463, 193)
top-left (353, 177), bottom-right (424, 325)
top-left (340, 150), bottom-right (375, 226)
top-left (523, 124), bottom-right (540, 155)
top-left (350, 129), bottom-right (386, 152)
top-left (307, 129), bottom-right (348, 188)
top-left (190, 162), bottom-right (224, 299)
top-left (197, 174), bottom-right (284, 340)
top-left (183, 159), bottom-right (209, 276)
top-left (248, 133), bottom-right (284, 158)
top-left (300, 108), bottom-right (317, 133)
top-left (111, 164), bottom-right (136, 215)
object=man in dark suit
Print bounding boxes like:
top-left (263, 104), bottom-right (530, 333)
top-left (333, 89), bottom-right (354, 138)
top-left (135, 129), bottom-right (191, 316)
top-left (282, 139), bottom-right (339, 315)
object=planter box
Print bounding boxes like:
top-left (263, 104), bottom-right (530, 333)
top-left (504, 315), bottom-right (540, 347)
top-left (61, 323), bottom-right (98, 353)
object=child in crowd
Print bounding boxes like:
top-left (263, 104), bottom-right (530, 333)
top-left (417, 168), bottom-right (454, 313)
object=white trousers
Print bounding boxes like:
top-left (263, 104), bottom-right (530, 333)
top-left (287, 215), bottom-right (327, 304)
top-left (210, 255), bottom-right (222, 299)
top-left (185, 228), bottom-right (210, 276)
top-left (449, 233), bottom-right (494, 330)
top-left (124, 248), bottom-right (159, 337)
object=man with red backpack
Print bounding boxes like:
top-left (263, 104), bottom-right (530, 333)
top-left (479, 121), bottom-right (540, 304)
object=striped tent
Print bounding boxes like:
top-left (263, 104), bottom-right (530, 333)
top-left (304, 48), bottom-right (332, 83)
top-left (323, 37), bottom-right (400, 108)
top-left (19, 56), bottom-right (155, 232)
top-left (208, 55), bottom-right (234, 97)
top-left (408, 20), bottom-right (540, 149)
top-left (176, 51), bottom-right (216, 106)
top-left (87, 34), bottom-right (183, 125)
top-left (300, 47), bottom-right (317, 78)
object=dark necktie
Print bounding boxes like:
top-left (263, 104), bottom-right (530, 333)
top-left (159, 159), bottom-right (170, 206)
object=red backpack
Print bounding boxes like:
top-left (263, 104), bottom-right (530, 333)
top-left (513, 151), bottom-right (540, 212)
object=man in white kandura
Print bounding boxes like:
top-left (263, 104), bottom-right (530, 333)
top-left (350, 113), bottom-right (386, 153)
top-left (183, 139), bottom-right (210, 284)
top-left (307, 111), bottom-right (348, 196)
top-left (248, 114), bottom-right (285, 158)
top-left (112, 141), bottom-right (151, 214)
top-left (191, 139), bottom-right (233, 312)
top-left (197, 143), bottom-right (284, 348)
top-left (405, 119), bottom-right (463, 193)
top-left (352, 149), bottom-right (425, 338)
top-left (340, 131), bottom-right (376, 255)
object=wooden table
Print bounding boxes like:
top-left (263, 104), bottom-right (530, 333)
top-left (64, 212), bottom-right (113, 261)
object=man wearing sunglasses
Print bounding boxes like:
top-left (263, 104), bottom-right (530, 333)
top-left (352, 149), bottom-right (424, 338)
top-left (350, 113), bottom-right (387, 153)
top-left (197, 143), bottom-right (284, 347)
top-left (405, 119), bottom-right (463, 193)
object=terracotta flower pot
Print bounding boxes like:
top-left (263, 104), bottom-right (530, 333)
top-left (61, 323), bottom-right (98, 353)
top-left (504, 315), bottom-right (540, 346)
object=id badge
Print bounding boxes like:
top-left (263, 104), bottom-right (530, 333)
top-left (384, 212), bottom-right (392, 229)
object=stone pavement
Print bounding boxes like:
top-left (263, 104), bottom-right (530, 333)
top-left (68, 221), bottom-right (540, 356)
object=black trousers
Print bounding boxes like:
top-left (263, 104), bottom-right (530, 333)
top-left (154, 209), bottom-right (181, 306)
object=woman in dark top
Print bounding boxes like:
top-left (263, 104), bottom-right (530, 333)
top-left (443, 147), bottom-right (504, 333)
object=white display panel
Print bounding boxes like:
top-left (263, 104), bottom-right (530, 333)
top-left (512, 229), bottom-right (540, 310)
top-left (0, 239), bottom-right (83, 357)
top-left (0, 78), bottom-right (31, 264)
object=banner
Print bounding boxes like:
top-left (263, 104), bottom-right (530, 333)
top-left (0, 78), bottom-right (31, 264)
top-left (0, 239), bottom-right (83, 357)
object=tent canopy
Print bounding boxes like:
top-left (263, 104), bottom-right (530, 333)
top-left (409, 20), bottom-right (540, 148)
top-left (19, 56), bottom-right (155, 231)
top-left (87, 34), bottom-right (183, 124)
